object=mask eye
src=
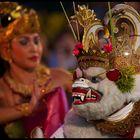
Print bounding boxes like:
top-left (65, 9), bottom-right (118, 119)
top-left (91, 76), bottom-right (102, 83)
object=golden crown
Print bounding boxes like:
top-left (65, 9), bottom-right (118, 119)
top-left (104, 4), bottom-right (140, 73)
top-left (0, 2), bottom-right (40, 43)
top-left (68, 3), bottom-right (140, 73)
top-left (70, 5), bottom-right (111, 70)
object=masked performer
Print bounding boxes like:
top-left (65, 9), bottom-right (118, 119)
top-left (51, 3), bottom-right (140, 138)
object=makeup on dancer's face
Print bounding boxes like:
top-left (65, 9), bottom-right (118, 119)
top-left (17, 34), bottom-right (41, 47)
top-left (33, 35), bottom-right (41, 45)
top-left (19, 37), bottom-right (29, 46)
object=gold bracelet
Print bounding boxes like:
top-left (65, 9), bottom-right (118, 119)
top-left (15, 103), bottom-right (32, 117)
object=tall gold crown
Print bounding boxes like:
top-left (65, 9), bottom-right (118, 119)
top-left (0, 2), bottom-right (40, 43)
top-left (70, 5), bottom-right (111, 70)
top-left (70, 4), bottom-right (140, 74)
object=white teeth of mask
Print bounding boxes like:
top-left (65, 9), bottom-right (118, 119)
top-left (81, 95), bottom-right (85, 101)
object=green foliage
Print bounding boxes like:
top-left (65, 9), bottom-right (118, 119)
top-left (116, 66), bottom-right (135, 93)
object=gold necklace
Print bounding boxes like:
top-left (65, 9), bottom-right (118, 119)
top-left (4, 64), bottom-right (51, 97)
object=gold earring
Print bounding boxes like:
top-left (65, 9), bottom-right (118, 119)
top-left (7, 47), bottom-right (12, 64)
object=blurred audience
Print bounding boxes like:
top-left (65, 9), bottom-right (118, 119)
top-left (47, 29), bottom-right (78, 71)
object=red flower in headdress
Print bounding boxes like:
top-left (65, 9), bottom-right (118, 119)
top-left (73, 49), bottom-right (80, 56)
top-left (103, 42), bottom-right (112, 53)
top-left (106, 69), bottom-right (121, 81)
top-left (73, 42), bottom-right (84, 56)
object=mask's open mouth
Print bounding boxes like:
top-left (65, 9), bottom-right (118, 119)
top-left (72, 87), bottom-right (103, 105)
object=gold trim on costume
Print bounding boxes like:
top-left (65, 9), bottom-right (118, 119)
top-left (3, 64), bottom-right (52, 97)
top-left (94, 101), bottom-right (140, 136)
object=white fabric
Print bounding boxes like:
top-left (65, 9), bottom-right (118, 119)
top-left (50, 125), bottom-right (65, 138)
top-left (105, 102), bottom-right (134, 122)
top-left (30, 127), bottom-right (44, 138)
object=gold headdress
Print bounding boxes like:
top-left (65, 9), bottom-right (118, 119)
top-left (69, 3), bottom-right (140, 74)
top-left (70, 5), bottom-right (111, 70)
top-left (0, 2), bottom-right (40, 43)
top-left (62, 3), bottom-right (140, 93)
top-left (104, 3), bottom-right (140, 73)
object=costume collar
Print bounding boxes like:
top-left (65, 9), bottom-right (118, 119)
top-left (93, 101), bottom-right (140, 137)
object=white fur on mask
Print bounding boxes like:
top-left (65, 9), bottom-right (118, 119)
top-left (72, 78), bottom-right (126, 120)
top-left (72, 67), bottom-right (140, 120)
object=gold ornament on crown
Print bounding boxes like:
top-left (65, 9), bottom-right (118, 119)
top-left (69, 5), bottom-right (111, 70)
top-left (104, 4), bottom-right (140, 73)
top-left (61, 2), bottom-right (140, 73)
top-left (0, 2), bottom-right (40, 44)
top-left (71, 5), bottom-right (104, 52)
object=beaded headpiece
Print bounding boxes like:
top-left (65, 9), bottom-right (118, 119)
top-left (0, 2), bottom-right (40, 43)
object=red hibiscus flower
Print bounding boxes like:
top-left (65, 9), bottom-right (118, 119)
top-left (72, 42), bottom-right (83, 56)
